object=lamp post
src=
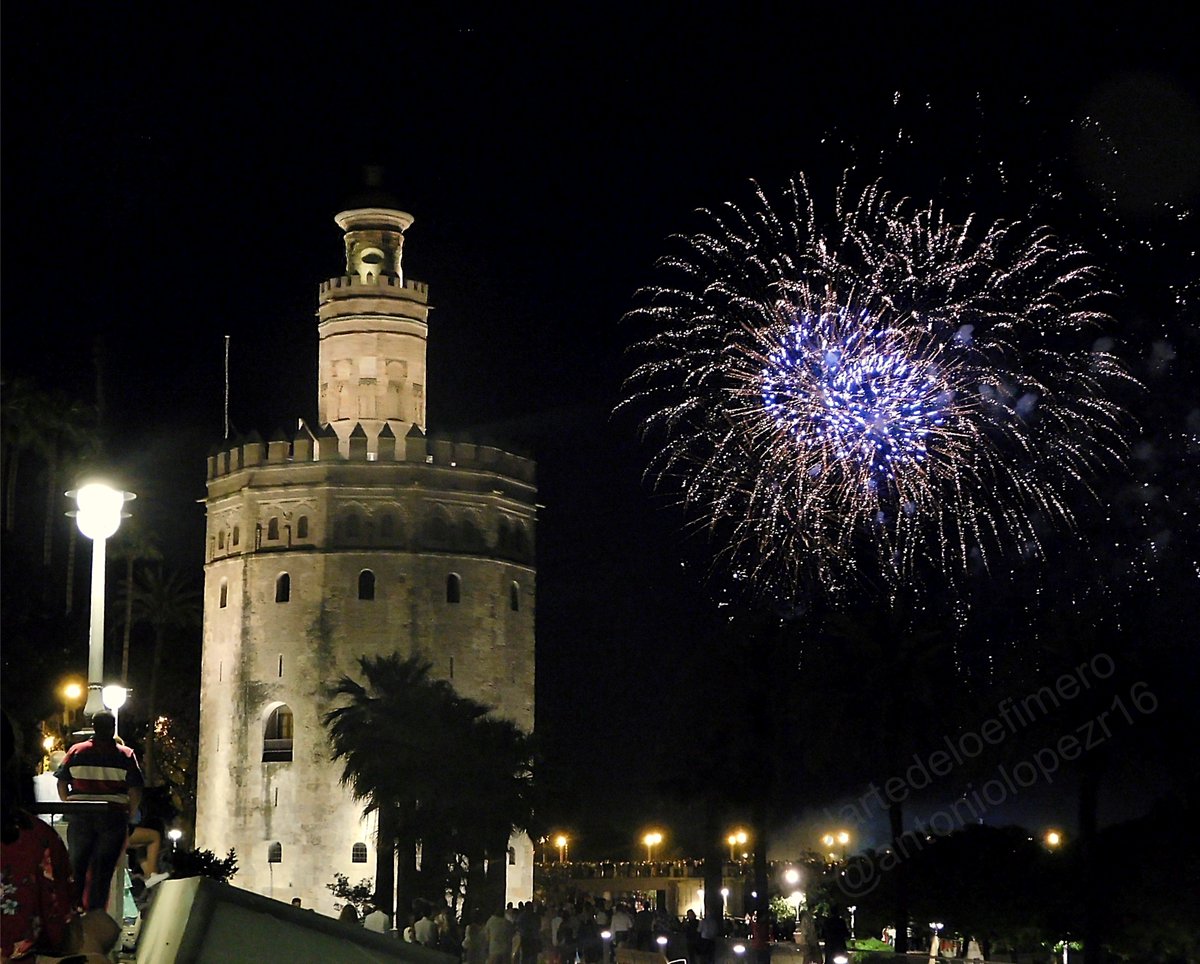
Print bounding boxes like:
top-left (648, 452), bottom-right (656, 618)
top-left (555, 834), bottom-right (569, 863)
top-left (727, 829), bottom-right (748, 861)
top-left (643, 831), bottom-right (662, 862)
top-left (783, 868), bottom-right (802, 926)
top-left (67, 482), bottom-right (135, 718)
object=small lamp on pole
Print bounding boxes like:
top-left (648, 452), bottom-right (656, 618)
top-left (67, 482), bottom-right (135, 718)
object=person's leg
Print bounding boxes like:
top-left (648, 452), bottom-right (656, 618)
top-left (127, 826), bottom-right (162, 875)
top-left (67, 813), bottom-right (99, 907)
top-left (84, 815), bottom-right (128, 911)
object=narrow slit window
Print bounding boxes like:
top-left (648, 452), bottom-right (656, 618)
top-left (219, 580), bottom-right (228, 608)
top-left (449, 656), bottom-right (455, 679)
top-left (278, 654), bottom-right (284, 678)
top-left (268, 517), bottom-right (280, 540)
top-left (232, 526), bottom-right (240, 546)
top-left (446, 573), bottom-right (461, 604)
top-left (218, 530), bottom-right (225, 550)
top-left (297, 516), bottom-right (309, 539)
top-left (276, 573), bottom-right (291, 603)
top-left (510, 581), bottom-right (520, 612)
top-left (358, 570), bottom-right (375, 600)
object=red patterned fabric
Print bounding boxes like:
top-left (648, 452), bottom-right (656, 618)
top-left (0, 813), bottom-right (76, 959)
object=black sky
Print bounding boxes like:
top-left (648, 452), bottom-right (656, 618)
top-left (4, 5), bottom-right (1197, 856)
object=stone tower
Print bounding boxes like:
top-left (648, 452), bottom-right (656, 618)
top-left (194, 201), bottom-right (536, 914)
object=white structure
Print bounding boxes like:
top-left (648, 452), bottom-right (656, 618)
top-left (195, 200), bottom-right (536, 914)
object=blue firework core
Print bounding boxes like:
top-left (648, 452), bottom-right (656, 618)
top-left (760, 311), bottom-right (946, 484)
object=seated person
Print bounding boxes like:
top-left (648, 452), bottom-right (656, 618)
top-left (126, 808), bottom-right (167, 888)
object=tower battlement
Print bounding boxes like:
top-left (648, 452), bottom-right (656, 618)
top-left (206, 429), bottom-right (536, 485)
top-left (318, 275), bottom-right (429, 299)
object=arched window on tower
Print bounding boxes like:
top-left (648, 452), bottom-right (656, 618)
top-left (358, 570), bottom-right (375, 600)
top-left (380, 514), bottom-right (394, 539)
top-left (268, 517), bottom-right (280, 541)
top-left (510, 581), bottom-right (520, 612)
top-left (296, 516), bottom-right (309, 539)
top-left (275, 573), bottom-right (291, 603)
top-left (352, 842), bottom-right (368, 864)
top-left (232, 526), bottom-right (240, 546)
top-left (218, 530), bottom-right (225, 550)
top-left (508, 847), bottom-right (517, 866)
top-left (267, 841), bottom-right (282, 863)
top-left (446, 573), bottom-right (461, 604)
top-left (263, 705), bottom-right (294, 762)
top-left (219, 580), bottom-right (228, 609)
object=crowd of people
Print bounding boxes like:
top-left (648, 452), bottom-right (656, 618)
top-left (334, 894), bottom-right (733, 964)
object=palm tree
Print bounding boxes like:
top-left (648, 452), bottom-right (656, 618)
top-left (325, 655), bottom-right (536, 924)
top-left (325, 656), bottom-right (457, 922)
top-left (450, 714), bottom-right (534, 918)
top-left (128, 567), bottom-right (201, 782)
top-left (110, 522), bottom-right (162, 684)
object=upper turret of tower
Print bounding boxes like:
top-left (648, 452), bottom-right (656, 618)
top-left (335, 207), bottom-right (414, 284)
top-left (317, 186), bottom-right (430, 453)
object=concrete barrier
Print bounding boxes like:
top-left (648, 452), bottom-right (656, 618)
top-left (135, 876), bottom-right (455, 963)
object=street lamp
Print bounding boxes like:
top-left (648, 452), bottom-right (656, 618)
top-left (168, 828), bottom-right (182, 852)
top-left (102, 685), bottom-right (127, 736)
top-left (727, 829), bottom-right (748, 861)
top-left (1044, 829), bottom-right (1063, 849)
top-left (67, 482), bottom-right (135, 718)
top-left (59, 679), bottom-right (84, 729)
top-left (847, 905), bottom-right (856, 941)
top-left (643, 831), bottom-right (663, 862)
top-left (555, 834), bottom-right (569, 863)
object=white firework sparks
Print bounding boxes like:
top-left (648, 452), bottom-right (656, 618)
top-left (622, 176), bottom-right (1133, 595)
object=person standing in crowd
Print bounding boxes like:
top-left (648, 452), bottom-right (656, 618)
top-left (610, 901), bottom-right (633, 957)
top-left (464, 909), bottom-right (490, 964)
top-left (486, 905), bottom-right (515, 964)
top-left (632, 900), bottom-right (654, 950)
top-left (414, 900), bottom-right (440, 948)
top-left (364, 897), bottom-right (391, 933)
top-left (55, 712), bottom-right (144, 911)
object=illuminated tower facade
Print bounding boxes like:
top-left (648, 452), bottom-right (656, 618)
top-left (194, 201), bottom-right (536, 914)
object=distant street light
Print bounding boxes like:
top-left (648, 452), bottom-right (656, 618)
top-left (1044, 829), bottom-right (1063, 849)
top-left (59, 679), bottom-right (84, 729)
top-left (168, 828), bottom-right (183, 853)
top-left (727, 829), bottom-right (748, 861)
top-left (643, 831), bottom-right (663, 862)
top-left (67, 482), bottom-right (135, 717)
top-left (555, 834), bottom-right (569, 863)
top-left (847, 905), bottom-right (857, 941)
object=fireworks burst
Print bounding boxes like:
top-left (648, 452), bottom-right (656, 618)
top-left (622, 176), bottom-right (1133, 595)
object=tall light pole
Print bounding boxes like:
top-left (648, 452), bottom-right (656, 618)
top-left (68, 482), bottom-right (134, 718)
top-left (643, 831), bottom-right (662, 862)
top-left (555, 834), bottom-right (569, 863)
top-left (727, 829), bottom-right (748, 861)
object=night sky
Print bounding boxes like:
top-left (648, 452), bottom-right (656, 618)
top-left (4, 7), bottom-right (1197, 857)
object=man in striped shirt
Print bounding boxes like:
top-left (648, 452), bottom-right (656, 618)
top-left (55, 712), bottom-right (144, 910)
